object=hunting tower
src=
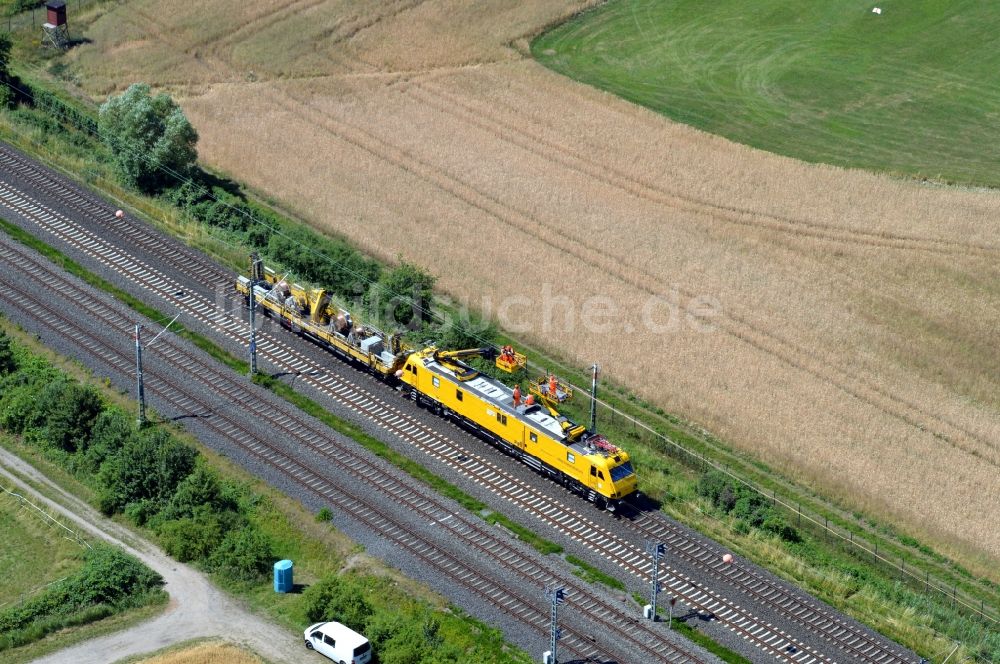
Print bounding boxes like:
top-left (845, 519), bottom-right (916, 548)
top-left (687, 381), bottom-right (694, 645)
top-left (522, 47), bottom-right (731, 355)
top-left (42, 0), bottom-right (69, 49)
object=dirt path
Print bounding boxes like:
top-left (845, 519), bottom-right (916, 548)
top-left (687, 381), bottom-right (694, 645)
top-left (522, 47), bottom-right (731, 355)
top-left (0, 448), bottom-right (302, 664)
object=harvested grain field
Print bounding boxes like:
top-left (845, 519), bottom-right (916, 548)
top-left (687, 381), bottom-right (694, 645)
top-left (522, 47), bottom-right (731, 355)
top-left (63, 1), bottom-right (1000, 573)
top-left (137, 641), bottom-right (263, 664)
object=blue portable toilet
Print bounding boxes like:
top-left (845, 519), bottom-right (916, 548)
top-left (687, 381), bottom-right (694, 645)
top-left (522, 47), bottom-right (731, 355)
top-left (273, 559), bottom-right (293, 593)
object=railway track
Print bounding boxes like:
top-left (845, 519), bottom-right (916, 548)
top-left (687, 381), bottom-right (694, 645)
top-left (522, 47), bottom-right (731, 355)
top-left (0, 142), bottom-right (919, 664)
top-left (0, 229), bottom-right (710, 664)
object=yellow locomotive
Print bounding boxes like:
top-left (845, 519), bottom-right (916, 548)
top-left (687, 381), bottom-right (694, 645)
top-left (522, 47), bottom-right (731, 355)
top-left (397, 347), bottom-right (637, 510)
top-left (236, 257), bottom-right (637, 509)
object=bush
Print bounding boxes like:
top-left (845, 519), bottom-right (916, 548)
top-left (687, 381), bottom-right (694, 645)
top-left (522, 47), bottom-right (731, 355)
top-left (158, 511), bottom-right (225, 562)
top-left (698, 471), bottom-right (800, 543)
top-left (159, 465), bottom-right (231, 519)
top-left (0, 377), bottom-right (46, 433)
top-left (97, 428), bottom-right (197, 515)
top-left (123, 498), bottom-right (159, 527)
top-left (0, 331), bottom-right (15, 375)
top-left (153, 467), bottom-right (246, 563)
top-left (38, 381), bottom-right (103, 453)
top-left (696, 470), bottom-right (730, 504)
top-left (302, 576), bottom-right (374, 631)
top-left (0, 544), bottom-right (162, 636)
top-left (378, 620), bottom-right (434, 664)
top-left (316, 507), bottom-right (333, 522)
top-left (762, 514), bottom-right (801, 543)
top-left (432, 316), bottom-right (497, 353)
top-left (208, 527), bottom-right (274, 581)
top-left (67, 544), bottom-right (162, 606)
top-left (9, 1), bottom-right (41, 16)
top-left (75, 409), bottom-right (136, 475)
top-left (365, 261), bottom-right (435, 330)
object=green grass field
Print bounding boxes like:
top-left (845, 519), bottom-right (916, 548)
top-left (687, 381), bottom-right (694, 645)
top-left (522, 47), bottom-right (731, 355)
top-left (533, 0), bottom-right (1000, 186)
top-left (0, 491), bottom-right (83, 607)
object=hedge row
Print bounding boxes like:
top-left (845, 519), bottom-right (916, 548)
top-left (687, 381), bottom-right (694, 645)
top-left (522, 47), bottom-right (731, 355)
top-left (20, 82), bottom-right (98, 136)
top-left (162, 179), bottom-right (495, 349)
top-left (0, 544), bottom-right (163, 651)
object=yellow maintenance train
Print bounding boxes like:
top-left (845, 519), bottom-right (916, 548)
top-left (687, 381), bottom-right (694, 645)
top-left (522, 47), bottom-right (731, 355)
top-left (236, 257), bottom-right (638, 510)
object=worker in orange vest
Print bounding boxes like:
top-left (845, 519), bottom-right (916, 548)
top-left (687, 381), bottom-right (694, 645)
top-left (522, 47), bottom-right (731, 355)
top-left (513, 384), bottom-right (521, 408)
top-left (548, 374), bottom-right (558, 399)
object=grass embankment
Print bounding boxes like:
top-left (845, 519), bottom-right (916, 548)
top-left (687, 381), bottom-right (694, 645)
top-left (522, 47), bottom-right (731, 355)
top-left (0, 63), bottom-right (995, 661)
top-left (534, 0), bottom-right (1000, 188)
top-left (0, 491), bottom-right (82, 607)
top-left (0, 488), bottom-right (165, 662)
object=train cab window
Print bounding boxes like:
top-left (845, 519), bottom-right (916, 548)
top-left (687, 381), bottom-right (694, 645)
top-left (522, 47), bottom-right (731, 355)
top-left (432, 376), bottom-right (440, 388)
top-left (567, 452), bottom-right (575, 464)
top-left (590, 466), bottom-right (597, 477)
top-left (456, 390), bottom-right (463, 401)
top-left (529, 432), bottom-right (537, 443)
top-left (406, 364), bottom-right (415, 374)
top-left (497, 413), bottom-right (507, 425)
top-left (598, 470), bottom-right (605, 480)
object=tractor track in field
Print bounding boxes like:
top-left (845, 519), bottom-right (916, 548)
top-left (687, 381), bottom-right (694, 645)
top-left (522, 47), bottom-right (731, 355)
top-left (406, 79), bottom-right (998, 258)
top-left (0, 142), bottom-right (920, 664)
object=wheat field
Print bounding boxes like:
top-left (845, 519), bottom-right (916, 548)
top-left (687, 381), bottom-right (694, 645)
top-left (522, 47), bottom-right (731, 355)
top-left (64, 1), bottom-right (1000, 574)
top-left (138, 641), bottom-right (263, 664)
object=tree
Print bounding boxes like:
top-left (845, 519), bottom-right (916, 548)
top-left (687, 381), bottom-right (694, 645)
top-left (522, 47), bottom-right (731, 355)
top-left (208, 527), bottom-right (274, 581)
top-left (98, 83), bottom-right (198, 193)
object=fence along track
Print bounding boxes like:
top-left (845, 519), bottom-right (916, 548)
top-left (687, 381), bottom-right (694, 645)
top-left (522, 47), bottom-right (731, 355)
top-left (0, 233), bottom-right (708, 664)
top-left (0, 145), bottom-right (923, 663)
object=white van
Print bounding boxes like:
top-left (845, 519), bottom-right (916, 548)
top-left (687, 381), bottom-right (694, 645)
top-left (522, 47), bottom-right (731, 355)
top-left (304, 621), bottom-right (372, 664)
